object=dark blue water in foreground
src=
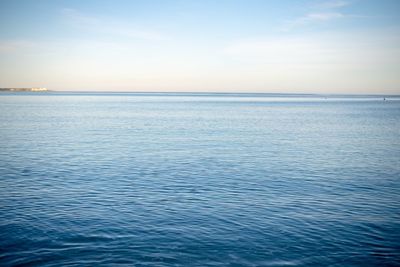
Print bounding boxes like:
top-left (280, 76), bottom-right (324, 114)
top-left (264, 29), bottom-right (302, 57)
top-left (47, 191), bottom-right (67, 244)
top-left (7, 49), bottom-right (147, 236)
top-left (0, 93), bottom-right (399, 266)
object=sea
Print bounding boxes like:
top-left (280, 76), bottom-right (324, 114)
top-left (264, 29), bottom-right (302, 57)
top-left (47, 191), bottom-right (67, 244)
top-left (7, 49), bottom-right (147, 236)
top-left (0, 92), bottom-right (399, 266)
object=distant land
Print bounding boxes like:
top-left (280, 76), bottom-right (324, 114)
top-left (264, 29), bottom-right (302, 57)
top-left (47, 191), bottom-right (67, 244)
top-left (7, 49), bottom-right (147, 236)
top-left (0, 88), bottom-right (48, 92)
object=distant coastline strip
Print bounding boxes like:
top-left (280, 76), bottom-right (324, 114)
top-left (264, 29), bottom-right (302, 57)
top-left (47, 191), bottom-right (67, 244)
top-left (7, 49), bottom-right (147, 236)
top-left (0, 88), bottom-right (48, 92)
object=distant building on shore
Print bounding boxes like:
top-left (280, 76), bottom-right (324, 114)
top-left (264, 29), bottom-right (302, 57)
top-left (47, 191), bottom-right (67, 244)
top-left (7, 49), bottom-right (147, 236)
top-left (30, 87), bottom-right (48, 91)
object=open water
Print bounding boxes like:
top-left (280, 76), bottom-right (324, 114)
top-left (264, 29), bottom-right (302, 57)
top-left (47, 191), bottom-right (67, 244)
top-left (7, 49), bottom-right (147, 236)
top-left (0, 93), bottom-right (399, 266)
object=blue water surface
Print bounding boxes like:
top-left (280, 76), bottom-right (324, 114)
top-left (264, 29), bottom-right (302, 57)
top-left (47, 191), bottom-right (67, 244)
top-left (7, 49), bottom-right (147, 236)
top-left (0, 93), bottom-right (399, 266)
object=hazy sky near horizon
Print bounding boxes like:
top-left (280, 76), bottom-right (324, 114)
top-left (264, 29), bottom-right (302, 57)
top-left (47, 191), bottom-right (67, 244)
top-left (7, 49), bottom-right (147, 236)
top-left (0, 0), bottom-right (399, 93)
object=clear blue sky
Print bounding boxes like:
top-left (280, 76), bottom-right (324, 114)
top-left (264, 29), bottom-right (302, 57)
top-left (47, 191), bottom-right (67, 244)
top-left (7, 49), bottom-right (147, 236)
top-left (0, 0), bottom-right (399, 93)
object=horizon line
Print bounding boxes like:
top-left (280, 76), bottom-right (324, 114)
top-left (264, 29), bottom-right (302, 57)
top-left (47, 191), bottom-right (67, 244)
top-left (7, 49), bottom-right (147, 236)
top-left (3, 89), bottom-right (399, 97)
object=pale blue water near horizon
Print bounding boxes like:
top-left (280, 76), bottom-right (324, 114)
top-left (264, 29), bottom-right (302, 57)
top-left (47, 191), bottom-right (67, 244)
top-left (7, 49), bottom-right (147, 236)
top-left (0, 92), bottom-right (399, 266)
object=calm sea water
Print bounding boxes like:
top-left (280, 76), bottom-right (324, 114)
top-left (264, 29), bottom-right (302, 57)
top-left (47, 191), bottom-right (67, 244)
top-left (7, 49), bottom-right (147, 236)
top-left (0, 93), bottom-right (399, 266)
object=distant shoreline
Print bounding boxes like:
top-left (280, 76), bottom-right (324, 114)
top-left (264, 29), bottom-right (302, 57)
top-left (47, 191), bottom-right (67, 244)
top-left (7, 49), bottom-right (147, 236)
top-left (0, 88), bottom-right (48, 92)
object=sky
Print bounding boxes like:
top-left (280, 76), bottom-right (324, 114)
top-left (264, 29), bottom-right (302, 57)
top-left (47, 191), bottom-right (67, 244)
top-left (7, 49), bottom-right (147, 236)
top-left (0, 0), bottom-right (399, 94)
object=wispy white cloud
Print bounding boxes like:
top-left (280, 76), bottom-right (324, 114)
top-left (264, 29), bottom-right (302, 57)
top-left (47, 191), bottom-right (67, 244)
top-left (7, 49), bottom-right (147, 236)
top-left (62, 8), bottom-right (167, 41)
top-left (316, 0), bottom-right (350, 9)
top-left (281, 0), bottom-right (353, 30)
top-left (305, 12), bottom-right (345, 21)
top-left (283, 12), bottom-right (345, 29)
